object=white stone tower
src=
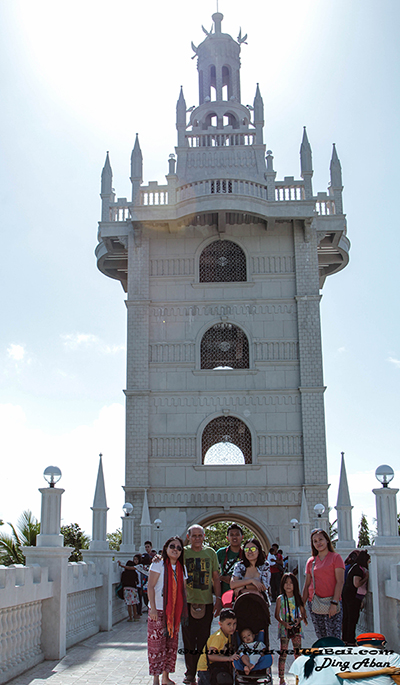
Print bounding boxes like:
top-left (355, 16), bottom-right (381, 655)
top-left (96, 13), bottom-right (350, 549)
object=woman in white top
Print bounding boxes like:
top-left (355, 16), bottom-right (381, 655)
top-left (147, 536), bottom-right (188, 685)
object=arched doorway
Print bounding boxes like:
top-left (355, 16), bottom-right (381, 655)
top-left (185, 510), bottom-right (273, 553)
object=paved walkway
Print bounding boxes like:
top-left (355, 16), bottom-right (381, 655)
top-left (8, 607), bottom-right (317, 685)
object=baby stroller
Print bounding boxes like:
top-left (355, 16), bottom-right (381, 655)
top-left (232, 593), bottom-right (272, 685)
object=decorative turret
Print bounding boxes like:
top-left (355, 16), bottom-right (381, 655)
top-left (89, 454), bottom-right (109, 552)
top-left (176, 87), bottom-right (187, 148)
top-left (300, 127), bottom-right (313, 199)
top-left (100, 152), bottom-right (114, 221)
top-left (335, 452), bottom-right (355, 549)
top-left (130, 133), bottom-right (143, 203)
top-left (329, 143), bottom-right (343, 213)
top-left (253, 83), bottom-right (264, 144)
top-left (192, 12), bottom-right (242, 104)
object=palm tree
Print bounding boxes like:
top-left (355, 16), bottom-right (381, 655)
top-left (0, 510), bottom-right (40, 566)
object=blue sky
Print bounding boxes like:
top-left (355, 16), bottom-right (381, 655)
top-left (1, 0), bottom-right (399, 540)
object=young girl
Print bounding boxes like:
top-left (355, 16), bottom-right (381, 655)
top-left (275, 573), bottom-right (307, 685)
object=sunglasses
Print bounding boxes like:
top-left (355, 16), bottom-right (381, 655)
top-left (244, 546), bottom-right (257, 553)
top-left (168, 544), bottom-right (182, 551)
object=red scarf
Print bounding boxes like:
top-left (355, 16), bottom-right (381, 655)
top-left (163, 558), bottom-right (187, 638)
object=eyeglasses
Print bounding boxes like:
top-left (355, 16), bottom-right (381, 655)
top-left (168, 544), bottom-right (182, 551)
top-left (244, 546), bottom-right (257, 553)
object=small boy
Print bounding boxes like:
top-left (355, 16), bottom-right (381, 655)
top-left (196, 608), bottom-right (239, 685)
top-left (236, 627), bottom-right (267, 675)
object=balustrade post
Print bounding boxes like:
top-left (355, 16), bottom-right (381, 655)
top-left (23, 469), bottom-right (72, 660)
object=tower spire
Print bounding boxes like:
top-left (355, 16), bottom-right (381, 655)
top-left (335, 451), bottom-right (355, 548)
top-left (329, 143), bottom-right (343, 213)
top-left (89, 454), bottom-right (109, 551)
top-left (300, 127), bottom-right (313, 199)
top-left (100, 152), bottom-right (114, 221)
top-left (130, 134), bottom-right (143, 204)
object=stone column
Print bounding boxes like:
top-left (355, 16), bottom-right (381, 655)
top-left (373, 487), bottom-right (400, 545)
top-left (24, 485), bottom-right (71, 660)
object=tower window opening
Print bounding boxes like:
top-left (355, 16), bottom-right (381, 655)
top-left (200, 323), bottom-right (249, 369)
top-left (199, 240), bottom-right (246, 282)
top-left (210, 65), bottom-right (216, 101)
top-left (202, 416), bottom-right (252, 464)
top-left (222, 66), bottom-right (231, 100)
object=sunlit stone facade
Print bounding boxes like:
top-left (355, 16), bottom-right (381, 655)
top-left (96, 12), bottom-right (350, 548)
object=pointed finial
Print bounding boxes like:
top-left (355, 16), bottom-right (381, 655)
top-left (92, 454), bottom-right (108, 509)
top-left (336, 451), bottom-right (352, 507)
top-left (299, 488), bottom-right (310, 524)
top-left (300, 126), bottom-right (313, 175)
top-left (330, 143), bottom-right (342, 187)
top-left (101, 152), bottom-right (113, 195)
top-left (131, 134), bottom-right (143, 183)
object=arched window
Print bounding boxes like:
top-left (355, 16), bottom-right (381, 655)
top-left (199, 240), bottom-right (246, 283)
top-left (202, 416), bottom-right (252, 464)
top-left (201, 323), bottom-right (249, 369)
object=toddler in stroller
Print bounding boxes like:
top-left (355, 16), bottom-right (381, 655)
top-left (232, 593), bottom-right (272, 685)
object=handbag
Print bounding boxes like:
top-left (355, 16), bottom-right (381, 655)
top-left (311, 559), bottom-right (340, 615)
top-left (190, 603), bottom-right (206, 619)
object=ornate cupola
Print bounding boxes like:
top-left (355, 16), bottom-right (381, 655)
top-left (177, 12), bottom-right (266, 184)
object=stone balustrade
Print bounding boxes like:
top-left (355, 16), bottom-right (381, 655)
top-left (106, 177), bottom-right (338, 219)
top-left (0, 559), bottom-right (126, 685)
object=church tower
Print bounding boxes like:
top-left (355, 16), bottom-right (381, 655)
top-left (96, 13), bottom-right (350, 548)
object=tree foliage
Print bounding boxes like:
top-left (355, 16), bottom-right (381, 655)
top-left (61, 523), bottom-right (90, 562)
top-left (204, 521), bottom-right (255, 551)
top-left (329, 517), bottom-right (338, 548)
top-left (0, 510), bottom-right (40, 566)
top-left (358, 513), bottom-right (371, 547)
top-left (107, 528), bottom-right (122, 551)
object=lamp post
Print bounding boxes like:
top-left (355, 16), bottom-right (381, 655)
top-left (313, 503), bottom-right (328, 533)
top-left (373, 465), bottom-right (399, 544)
top-left (289, 518), bottom-right (299, 550)
top-left (23, 467), bottom-right (71, 659)
top-left (154, 518), bottom-right (162, 552)
top-left (36, 466), bottom-right (64, 547)
top-left (120, 502), bottom-right (135, 554)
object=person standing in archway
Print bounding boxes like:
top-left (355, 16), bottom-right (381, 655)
top-left (182, 525), bottom-right (222, 685)
top-left (217, 523), bottom-right (244, 598)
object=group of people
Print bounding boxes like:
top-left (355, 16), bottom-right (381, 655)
top-left (116, 525), bottom-right (399, 685)
top-left (117, 540), bottom-right (157, 620)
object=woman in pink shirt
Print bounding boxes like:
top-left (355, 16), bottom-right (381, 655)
top-left (301, 529), bottom-right (345, 639)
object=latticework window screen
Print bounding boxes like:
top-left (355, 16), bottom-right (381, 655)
top-left (201, 323), bottom-right (249, 369)
top-left (202, 416), bottom-right (252, 464)
top-left (199, 240), bottom-right (246, 282)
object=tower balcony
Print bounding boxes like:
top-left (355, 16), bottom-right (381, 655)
top-left (96, 176), bottom-right (349, 291)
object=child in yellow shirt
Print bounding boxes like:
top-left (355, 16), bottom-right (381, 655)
top-left (197, 609), bottom-right (239, 685)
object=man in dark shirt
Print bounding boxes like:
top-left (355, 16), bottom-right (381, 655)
top-left (216, 523), bottom-right (244, 596)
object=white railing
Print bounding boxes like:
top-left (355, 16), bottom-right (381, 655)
top-left (187, 132), bottom-right (255, 147)
top-left (275, 181), bottom-right (305, 201)
top-left (176, 179), bottom-right (268, 203)
top-left (105, 181), bottom-right (339, 219)
top-left (315, 194), bottom-right (336, 215)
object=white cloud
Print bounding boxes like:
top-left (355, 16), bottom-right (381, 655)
top-left (7, 344), bottom-right (26, 361)
top-left (387, 356), bottom-right (400, 369)
top-left (61, 333), bottom-right (125, 355)
top-left (337, 346), bottom-right (346, 354)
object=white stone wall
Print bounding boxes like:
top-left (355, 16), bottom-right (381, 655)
top-left (123, 220), bottom-right (327, 547)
